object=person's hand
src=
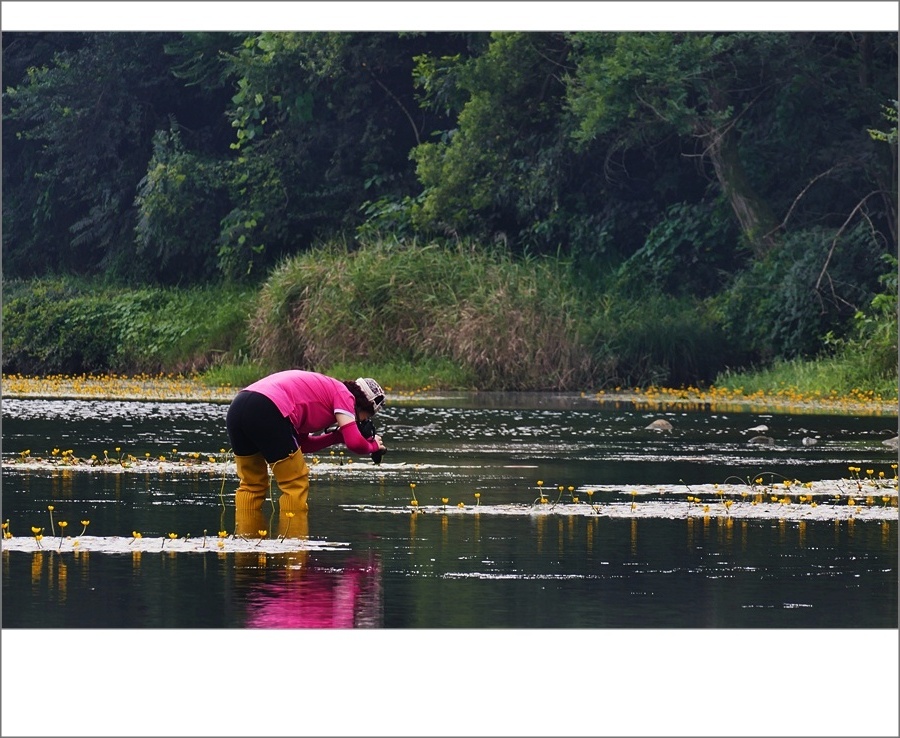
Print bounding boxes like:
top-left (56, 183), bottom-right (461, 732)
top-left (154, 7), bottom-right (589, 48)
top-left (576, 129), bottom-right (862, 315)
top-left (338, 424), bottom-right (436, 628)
top-left (373, 434), bottom-right (385, 451)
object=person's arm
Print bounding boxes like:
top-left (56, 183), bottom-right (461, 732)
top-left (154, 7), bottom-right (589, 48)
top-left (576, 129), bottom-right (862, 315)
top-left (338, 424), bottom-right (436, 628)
top-left (299, 429), bottom-right (342, 453)
top-left (335, 413), bottom-right (382, 456)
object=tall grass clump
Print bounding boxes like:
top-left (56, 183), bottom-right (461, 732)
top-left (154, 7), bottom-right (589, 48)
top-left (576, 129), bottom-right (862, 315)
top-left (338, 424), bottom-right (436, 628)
top-left (249, 238), bottom-right (596, 390)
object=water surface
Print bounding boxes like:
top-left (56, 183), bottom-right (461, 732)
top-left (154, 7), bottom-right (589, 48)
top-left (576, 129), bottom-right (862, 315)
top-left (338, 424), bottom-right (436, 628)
top-left (2, 393), bottom-right (897, 628)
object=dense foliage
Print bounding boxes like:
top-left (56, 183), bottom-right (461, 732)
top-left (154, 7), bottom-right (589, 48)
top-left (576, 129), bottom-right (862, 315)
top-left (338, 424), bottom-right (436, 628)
top-left (2, 31), bottom-right (897, 384)
top-left (1, 277), bottom-right (254, 375)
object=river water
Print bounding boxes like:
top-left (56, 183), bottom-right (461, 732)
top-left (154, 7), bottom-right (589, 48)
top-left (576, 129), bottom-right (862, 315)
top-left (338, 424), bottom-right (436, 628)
top-left (2, 391), bottom-right (898, 736)
top-left (2, 392), bottom-right (898, 629)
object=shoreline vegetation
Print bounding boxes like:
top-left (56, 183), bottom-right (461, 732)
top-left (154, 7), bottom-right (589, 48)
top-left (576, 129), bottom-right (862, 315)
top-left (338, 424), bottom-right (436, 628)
top-left (2, 242), bottom-right (898, 411)
top-left (2, 372), bottom-right (897, 417)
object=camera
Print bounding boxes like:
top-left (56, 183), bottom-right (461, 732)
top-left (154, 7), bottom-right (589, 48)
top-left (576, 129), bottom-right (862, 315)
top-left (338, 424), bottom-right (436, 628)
top-left (357, 417), bottom-right (385, 465)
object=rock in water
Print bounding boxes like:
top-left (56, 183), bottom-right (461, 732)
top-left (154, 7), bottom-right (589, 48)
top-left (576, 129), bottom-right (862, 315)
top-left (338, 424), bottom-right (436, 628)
top-left (645, 419), bottom-right (673, 431)
top-left (882, 436), bottom-right (899, 449)
top-left (748, 435), bottom-right (775, 446)
top-left (801, 437), bottom-right (818, 446)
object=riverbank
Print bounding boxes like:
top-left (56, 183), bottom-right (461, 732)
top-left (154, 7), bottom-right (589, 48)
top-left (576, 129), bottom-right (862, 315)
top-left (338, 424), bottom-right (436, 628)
top-left (2, 372), bottom-right (898, 416)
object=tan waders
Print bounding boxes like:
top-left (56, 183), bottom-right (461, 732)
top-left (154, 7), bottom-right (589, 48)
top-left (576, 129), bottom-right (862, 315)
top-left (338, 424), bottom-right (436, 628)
top-left (272, 450), bottom-right (310, 539)
top-left (234, 452), bottom-right (269, 537)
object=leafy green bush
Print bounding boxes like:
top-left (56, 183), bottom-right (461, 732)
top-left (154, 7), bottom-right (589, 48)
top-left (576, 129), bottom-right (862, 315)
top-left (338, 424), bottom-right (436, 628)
top-left (614, 199), bottom-right (742, 299)
top-left (824, 252), bottom-right (899, 384)
top-left (718, 224), bottom-right (887, 361)
top-left (1, 277), bottom-right (255, 375)
top-left (587, 290), bottom-right (733, 387)
top-left (133, 130), bottom-right (230, 284)
top-left (1, 279), bottom-right (120, 373)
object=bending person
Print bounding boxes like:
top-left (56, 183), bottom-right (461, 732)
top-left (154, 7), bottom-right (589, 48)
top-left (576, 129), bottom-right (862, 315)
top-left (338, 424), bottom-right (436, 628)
top-left (226, 370), bottom-right (386, 536)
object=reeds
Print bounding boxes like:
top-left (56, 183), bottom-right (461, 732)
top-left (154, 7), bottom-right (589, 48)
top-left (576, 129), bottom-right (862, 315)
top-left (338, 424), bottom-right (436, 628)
top-left (249, 239), bottom-right (596, 390)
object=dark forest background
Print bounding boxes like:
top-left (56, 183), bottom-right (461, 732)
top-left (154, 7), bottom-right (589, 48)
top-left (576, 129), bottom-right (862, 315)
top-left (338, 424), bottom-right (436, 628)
top-left (2, 32), bottom-right (897, 388)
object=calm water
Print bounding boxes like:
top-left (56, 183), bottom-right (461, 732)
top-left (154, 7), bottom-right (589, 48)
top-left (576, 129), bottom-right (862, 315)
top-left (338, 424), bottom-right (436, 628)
top-left (2, 392), bottom-right (898, 628)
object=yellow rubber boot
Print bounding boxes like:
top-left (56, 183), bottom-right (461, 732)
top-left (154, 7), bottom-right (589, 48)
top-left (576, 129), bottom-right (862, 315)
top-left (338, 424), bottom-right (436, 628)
top-left (234, 453), bottom-right (270, 537)
top-left (271, 450), bottom-right (310, 538)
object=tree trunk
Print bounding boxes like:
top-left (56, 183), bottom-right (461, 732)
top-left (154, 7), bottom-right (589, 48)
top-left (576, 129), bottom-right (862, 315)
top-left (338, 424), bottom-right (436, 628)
top-left (703, 122), bottom-right (780, 259)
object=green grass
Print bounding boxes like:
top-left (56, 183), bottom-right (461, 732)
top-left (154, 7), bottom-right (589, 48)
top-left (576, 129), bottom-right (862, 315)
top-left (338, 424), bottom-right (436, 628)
top-left (714, 356), bottom-right (899, 401)
top-left (199, 357), bottom-right (475, 392)
top-left (199, 360), bottom-right (274, 389)
top-left (320, 357), bottom-right (477, 392)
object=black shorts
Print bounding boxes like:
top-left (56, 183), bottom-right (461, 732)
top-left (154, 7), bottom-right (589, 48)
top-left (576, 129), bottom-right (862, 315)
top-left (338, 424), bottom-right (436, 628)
top-left (226, 390), bottom-right (299, 463)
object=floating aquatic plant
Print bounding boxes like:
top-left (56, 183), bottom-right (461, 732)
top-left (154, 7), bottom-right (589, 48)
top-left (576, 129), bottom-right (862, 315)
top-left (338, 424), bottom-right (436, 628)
top-left (279, 512), bottom-right (295, 541)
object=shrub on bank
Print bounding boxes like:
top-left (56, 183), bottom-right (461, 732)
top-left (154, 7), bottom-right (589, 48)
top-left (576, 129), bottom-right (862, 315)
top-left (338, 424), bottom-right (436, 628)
top-left (249, 239), bottom-right (596, 390)
top-left (1, 277), bottom-right (254, 375)
top-left (3, 243), bottom-right (894, 396)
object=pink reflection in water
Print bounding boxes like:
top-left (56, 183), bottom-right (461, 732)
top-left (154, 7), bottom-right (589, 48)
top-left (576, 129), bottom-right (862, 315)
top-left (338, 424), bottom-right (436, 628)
top-left (245, 555), bottom-right (382, 629)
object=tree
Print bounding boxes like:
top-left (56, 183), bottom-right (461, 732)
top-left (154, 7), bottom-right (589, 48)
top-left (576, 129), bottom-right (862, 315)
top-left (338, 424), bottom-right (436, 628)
top-left (208, 31), bottom-right (473, 279)
top-left (2, 33), bottom-right (195, 279)
top-left (567, 32), bottom-right (897, 262)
